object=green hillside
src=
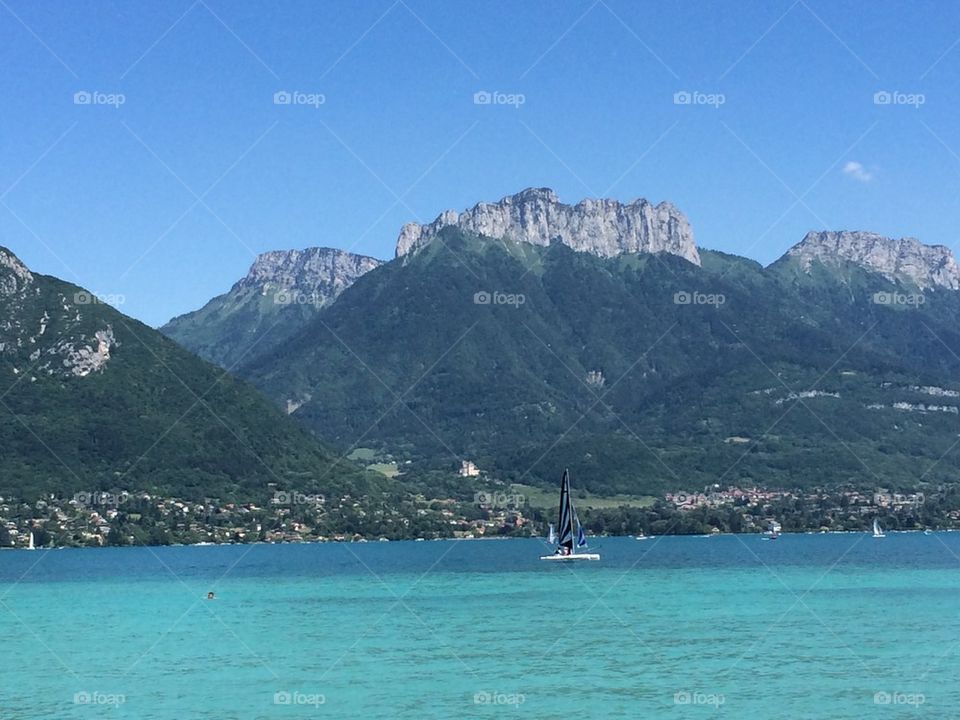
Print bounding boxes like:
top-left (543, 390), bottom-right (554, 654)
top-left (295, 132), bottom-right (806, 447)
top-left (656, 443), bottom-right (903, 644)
top-left (0, 247), bottom-right (381, 505)
top-left (236, 229), bottom-right (960, 495)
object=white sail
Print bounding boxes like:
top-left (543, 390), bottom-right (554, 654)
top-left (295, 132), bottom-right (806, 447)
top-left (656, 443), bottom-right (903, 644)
top-left (27, 531), bottom-right (35, 550)
top-left (547, 523), bottom-right (556, 544)
top-left (873, 519), bottom-right (885, 538)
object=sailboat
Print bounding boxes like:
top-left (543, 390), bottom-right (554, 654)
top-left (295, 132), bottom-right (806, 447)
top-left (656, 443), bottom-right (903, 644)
top-left (872, 518), bottom-right (886, 538)
top-left (27, 531), bottom-right (35, 550)
top-left (547, 524), bottom-right (556, 544)
top-left (763, 520), bottom-right (780, 541)
top-left (540, 469), bottom-right (600, 561)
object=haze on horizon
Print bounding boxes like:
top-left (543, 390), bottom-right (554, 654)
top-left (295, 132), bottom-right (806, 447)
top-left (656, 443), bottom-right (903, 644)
top-left (2, 0), bottom-right (959, 326)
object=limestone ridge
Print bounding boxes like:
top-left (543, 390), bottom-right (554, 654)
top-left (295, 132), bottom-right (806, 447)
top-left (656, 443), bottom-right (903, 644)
top-left (395, 188), bottom-right (701, 266)
top-left (0, 246), bottom-right (34, 295)
top-left (161, 247), bottom-right (383, 369)
top-left (235, 247), bottom-right (383, 299)
top-left (781, 231), bottom-right (960, 290)
top-left (0, 246), bottom-right (116, 378)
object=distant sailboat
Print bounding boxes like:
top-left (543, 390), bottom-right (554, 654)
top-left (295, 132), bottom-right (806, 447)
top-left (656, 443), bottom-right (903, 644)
top-left (547, 523), bottom-right (556, 545)
top-left (872, 518), bottom-right (886, 538)
top-left (763, 520), bottom-right (780, 540)
top-left (540, 469), bottom-right (599, 561)
top-left (27, 531), bottom-right (35, 550)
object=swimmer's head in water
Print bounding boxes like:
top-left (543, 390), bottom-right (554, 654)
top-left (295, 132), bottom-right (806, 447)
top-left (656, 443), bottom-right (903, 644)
top-left (207, 591), bottom-right (215, 600)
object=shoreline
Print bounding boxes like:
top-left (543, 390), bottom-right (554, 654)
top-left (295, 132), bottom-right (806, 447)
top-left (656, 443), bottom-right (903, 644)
top-left (2, 527), bottom-right (952, 551)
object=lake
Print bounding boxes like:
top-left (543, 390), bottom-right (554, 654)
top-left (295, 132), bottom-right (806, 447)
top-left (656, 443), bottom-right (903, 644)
top-left (1, 533), bottom-right (957, 718)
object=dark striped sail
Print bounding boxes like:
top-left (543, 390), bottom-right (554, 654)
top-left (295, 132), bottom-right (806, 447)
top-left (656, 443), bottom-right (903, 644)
top-left (556, 469), bottom-right (574, 550)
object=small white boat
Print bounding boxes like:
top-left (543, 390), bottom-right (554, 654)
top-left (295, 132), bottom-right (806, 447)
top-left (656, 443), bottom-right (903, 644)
top-left (872, 519), bottom-right (886, 538)
top-left (541, 552), bottom-right (600, 561)
top-left (762, 520), bottom-right (780, 540)
top-left (635, 533), bottom-right (650, 541)
top-left (540, 469), bottom-right (600, 562)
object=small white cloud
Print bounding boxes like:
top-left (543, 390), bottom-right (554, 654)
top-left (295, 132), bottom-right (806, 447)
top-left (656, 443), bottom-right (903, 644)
top-left (843, 161), bottom-right (873, 182)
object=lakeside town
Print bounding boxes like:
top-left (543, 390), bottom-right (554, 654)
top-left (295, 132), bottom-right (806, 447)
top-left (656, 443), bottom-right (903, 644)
top-left (1, 482), bottom-right (956, 549)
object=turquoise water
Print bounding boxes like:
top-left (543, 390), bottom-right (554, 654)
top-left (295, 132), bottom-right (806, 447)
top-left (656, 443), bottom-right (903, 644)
top-left (2, 534), bottom-right (959, 718)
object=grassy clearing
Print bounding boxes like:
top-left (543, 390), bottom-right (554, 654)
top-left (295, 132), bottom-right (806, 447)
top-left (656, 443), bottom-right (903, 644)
top-left (510, 483), bottom-right (656, 510)
top-left (367, 462), bottom-right (401, 478)
top-left (347, 448), bottom-right (378, 461)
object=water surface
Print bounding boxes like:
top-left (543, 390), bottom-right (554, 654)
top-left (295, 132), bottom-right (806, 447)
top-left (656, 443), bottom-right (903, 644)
top-left (2, 533), bottom-right (957, 718)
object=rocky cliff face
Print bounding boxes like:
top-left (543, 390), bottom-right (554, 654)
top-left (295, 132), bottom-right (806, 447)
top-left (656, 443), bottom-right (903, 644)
top-left (395, 188), bottom-right (700, 265)
top-left (782, 231), bottom-right (960, 290)
top-left (0, 247), bottom-right (34, 296)
top-left (0, 247), bottom-right (117, 378)
top-left (235, 247), bottom-right (382, 300)
top-left (162, 247), bottom-right (383, 370)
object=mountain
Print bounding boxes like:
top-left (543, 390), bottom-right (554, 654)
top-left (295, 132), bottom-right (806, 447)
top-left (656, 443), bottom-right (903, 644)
top-left (396, 187), bottom-right (699, 264)
top-left (778, 231), bottom-right (960, 290)
top-left (161, 188), bottom-right (960, 497)
top-left (0, 246), bottom-right (380, 504)
top-left (231, 222), bottom-right (960, 496)
top-left (162, 247), bottom-right (382, 368)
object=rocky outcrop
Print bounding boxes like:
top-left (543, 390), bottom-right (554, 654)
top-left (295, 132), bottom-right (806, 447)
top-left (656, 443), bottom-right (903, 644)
top-left (782, 231), bottom-right (960, 290)
top-left (58, 327), bottom-right (117, 377)
top-left (395, 188), bottom-right (700, 265)
top-left (0, 247), bottom-right (33, 295)
top-left (236, 247), bottom-right (382, 301)
top-left (162, 247), bottom-right (384, 369)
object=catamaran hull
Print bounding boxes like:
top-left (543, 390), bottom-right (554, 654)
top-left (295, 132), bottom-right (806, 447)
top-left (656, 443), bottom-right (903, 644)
top-left (539, 553), bottom-right (600, 561)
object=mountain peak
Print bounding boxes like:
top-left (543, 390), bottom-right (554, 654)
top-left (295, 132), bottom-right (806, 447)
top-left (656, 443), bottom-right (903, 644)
top-left (0, 246), bottom-right (34, 295)
top-left (236, 247), bottom-right (382, 294)
top-left (395, 188), bottom-right (700, 265)
top-left (162, 246), bottom-right (383, 370)
top-left (782, 231), bottom-right (960, 290)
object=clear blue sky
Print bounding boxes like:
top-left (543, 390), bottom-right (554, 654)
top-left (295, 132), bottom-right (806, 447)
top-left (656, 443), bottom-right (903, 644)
top-left (2, 0), bottom-right (959, 326)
